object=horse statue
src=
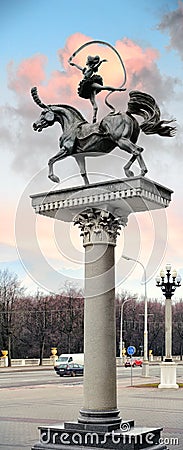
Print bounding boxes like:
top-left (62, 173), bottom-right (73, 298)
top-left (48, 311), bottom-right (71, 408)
top-left (31, 87), bottom-right (176, 185)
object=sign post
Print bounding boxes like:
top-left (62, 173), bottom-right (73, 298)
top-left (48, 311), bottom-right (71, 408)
top-left (127, 346), bottom-right (136, 386)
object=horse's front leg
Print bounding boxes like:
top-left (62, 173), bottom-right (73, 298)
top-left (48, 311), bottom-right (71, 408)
top-left (48, 147), bottom-right (68, 183)
top-left (74, 154), bottom-right (89, 185)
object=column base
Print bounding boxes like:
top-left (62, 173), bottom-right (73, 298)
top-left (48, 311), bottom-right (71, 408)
top-left (78, 408), bottom-right (121, 426)
top-left (158, 361), bottom-right (179, 389)
top-left (31, 421), bottom-right (168, 449)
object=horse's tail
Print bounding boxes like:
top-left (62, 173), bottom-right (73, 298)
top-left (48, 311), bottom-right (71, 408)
top-left (127, 90), bottom-right (176, 137)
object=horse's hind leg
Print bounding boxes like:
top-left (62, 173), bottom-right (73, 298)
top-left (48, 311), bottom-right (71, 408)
top-left (124, 155), bottom-right (136, 177)
top-left (124, 153), bottom-right (148, 178)
top-left (137, 154), bottom-right (148, 176)
top-left (116, 137), bottom-right (147, 177)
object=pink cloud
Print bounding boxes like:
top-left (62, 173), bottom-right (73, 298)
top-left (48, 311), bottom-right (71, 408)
top-left (7, 54), bottom-right (48, 94)
top-left (167, 206), bottom-right (183, 261)
top-left (56, 33), bottom-right (160, 97)
top-left (7, 33), bottom-right (161, 107)
top-left (58, 32), bottom-right (91, 70)
top-left (35, 33), bottom-right (163, 122)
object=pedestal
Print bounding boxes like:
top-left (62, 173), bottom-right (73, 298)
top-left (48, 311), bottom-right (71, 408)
top-left (158, 362), bottom-right (179, 389)
top-left (50, 355), bottom-right (58, 366)
top-left (142, 330), bottom-right (149, 377)
top-left (141, 360), bottom-right (149, 377)
top-left (31, 176), bottom-right (172, 449)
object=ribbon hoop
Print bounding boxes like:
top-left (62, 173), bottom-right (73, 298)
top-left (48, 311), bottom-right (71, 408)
top-left (69, 40), bottom-right (127, 112)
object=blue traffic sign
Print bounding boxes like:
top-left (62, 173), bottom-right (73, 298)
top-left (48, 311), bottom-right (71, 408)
top-left (127, 346), bottom-right (136, 356)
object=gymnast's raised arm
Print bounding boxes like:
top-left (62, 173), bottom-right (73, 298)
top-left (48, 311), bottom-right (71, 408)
top-left (68, 56), bottom-right (83, 71)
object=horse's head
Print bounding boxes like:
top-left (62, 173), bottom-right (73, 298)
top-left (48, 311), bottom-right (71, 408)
top-left (32, 109), bottom-right (55, 132)
top-left (31, 87), bottom-right (55, 132)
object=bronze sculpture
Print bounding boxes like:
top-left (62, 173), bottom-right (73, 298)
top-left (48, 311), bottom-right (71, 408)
top-left (68, 40), bottom-right (127, 124)
top-left (31, 41), bottom-right (175, 185)
top-left (31, 87), bottom-right (175, 185)
top-left (68, 54), bottom-right (125, 124)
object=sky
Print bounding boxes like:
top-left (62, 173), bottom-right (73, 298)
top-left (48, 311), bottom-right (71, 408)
top-left (1, 0), bottom-right (183, 300)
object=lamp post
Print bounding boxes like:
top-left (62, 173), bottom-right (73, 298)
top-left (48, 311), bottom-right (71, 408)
top-left (156, 264), bottom-right (181, 389)
top-left (156, 264), bottom-right (181, 361)
top-left (122, 255), bottom-right (149, 376)
top-left (119, 297), bottom-right (132, 363)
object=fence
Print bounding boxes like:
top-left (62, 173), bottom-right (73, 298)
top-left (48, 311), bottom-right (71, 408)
top-left (0, 358), bottom-right (54, 367)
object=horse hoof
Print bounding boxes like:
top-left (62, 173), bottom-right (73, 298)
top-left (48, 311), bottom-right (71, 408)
top-left (124, 169), bottom-right (134, 178)
top-left (141, 169), bottom-right (148, 177)
top-left (137, 147), bottom-right (144, 153)
top-left (48, 174), bottom-right (60, 183)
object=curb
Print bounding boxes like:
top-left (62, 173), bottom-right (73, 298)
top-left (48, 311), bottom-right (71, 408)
top-left (0, 365), bottom-right (54, 373)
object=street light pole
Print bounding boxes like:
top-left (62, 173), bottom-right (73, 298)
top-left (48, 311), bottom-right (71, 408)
top-left (156, 264), bottom-right (181, 389)
top-left (119, 297), bottom-right (132, 363)
top-left (122, 255), bottom-right (149, 376)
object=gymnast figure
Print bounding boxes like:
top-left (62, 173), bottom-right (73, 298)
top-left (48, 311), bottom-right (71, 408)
top-left (68, 54), bottom-right (125, 123)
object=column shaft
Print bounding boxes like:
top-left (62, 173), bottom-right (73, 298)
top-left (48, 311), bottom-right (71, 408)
top-left (83, 243), bottom-right (117, 411)
top-left (75, 209), bottom-right (122, 425)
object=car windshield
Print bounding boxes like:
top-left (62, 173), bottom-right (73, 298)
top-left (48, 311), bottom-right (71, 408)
top-left (58, 357), bottom-right (68, 362)
top-left (58, 364), bottom-right (68, 368)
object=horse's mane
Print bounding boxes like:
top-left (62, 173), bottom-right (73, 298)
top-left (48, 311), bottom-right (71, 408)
top-left (48, 104), bottom-right (87, 123)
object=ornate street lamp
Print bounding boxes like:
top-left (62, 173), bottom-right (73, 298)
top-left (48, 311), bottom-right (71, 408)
top-left (156, 264), bottom-right (181, 362)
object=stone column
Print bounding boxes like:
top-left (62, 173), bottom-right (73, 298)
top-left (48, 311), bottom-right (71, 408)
top-left (30, 178), bottom-right (173, 448)
top-left (74, 209), bottom-right (126, 426)
top-left (165, 298), bottom-right (172, 361)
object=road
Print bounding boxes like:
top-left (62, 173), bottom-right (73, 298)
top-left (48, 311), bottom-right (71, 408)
top-left (0, 365), bottom-right (182, 449)
top-left (0, 364), bottom-right (183, 389)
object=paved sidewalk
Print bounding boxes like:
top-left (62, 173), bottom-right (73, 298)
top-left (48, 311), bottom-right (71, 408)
top-left (0, 375), bottom-right (182, 449)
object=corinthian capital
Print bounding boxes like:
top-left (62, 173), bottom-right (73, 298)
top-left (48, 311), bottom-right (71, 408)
top-left (74, 208), bottom-right (127, 246)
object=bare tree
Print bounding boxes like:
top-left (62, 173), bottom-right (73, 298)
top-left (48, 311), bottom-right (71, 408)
top-left (19, 291), bottom-right (54, 365)
top-left (54, 283), bottom-right (84, 353)
top-left (0, 269), bottom-right (24, 366)
top-left (173, 299), bottom-right (183, 357)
